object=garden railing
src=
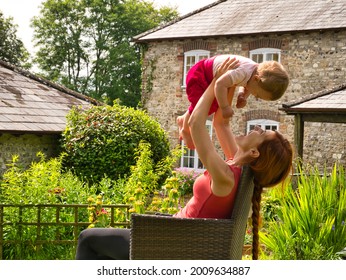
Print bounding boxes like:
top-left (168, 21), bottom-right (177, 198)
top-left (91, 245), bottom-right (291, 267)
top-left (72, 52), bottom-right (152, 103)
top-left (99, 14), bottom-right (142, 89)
top-left (0, 203), bottom-right (131, 260)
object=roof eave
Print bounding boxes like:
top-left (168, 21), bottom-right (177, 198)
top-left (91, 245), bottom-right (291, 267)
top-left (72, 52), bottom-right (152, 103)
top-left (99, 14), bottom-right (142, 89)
top-left (134, 27), bottom-right (346, 43)
top-left (279, 107), bottom-right (346, 114)
top-left (0, 130), bottom-right (63, 135)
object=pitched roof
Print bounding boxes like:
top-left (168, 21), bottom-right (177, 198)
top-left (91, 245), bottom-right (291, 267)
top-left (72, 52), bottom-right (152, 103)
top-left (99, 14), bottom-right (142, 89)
top-left (0, 60), bottom-right (101, 134)
top-left (134, 0), bottom-right (346, 42)
top-left (281, 83), bottom-right (346, 113)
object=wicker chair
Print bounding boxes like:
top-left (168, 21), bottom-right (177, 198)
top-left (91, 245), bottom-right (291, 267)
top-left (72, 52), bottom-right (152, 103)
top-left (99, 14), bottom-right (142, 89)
top-left (130, 165), bottom-right (254, 260)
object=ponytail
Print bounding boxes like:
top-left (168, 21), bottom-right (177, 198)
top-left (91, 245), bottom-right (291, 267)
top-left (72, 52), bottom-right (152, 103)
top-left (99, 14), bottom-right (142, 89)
top-left (249, 131), bottom-right (293, 259)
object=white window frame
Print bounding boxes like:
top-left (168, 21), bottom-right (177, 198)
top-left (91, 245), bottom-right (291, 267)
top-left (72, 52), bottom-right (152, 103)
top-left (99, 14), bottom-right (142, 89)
top-left (180, 120), bottom-right (212, 171)
top-left (249, 48), bottom-right (281, 63)
top-left (183, 50), bottom-right (210, 87)
top-left (247, 119), bottom-right (280, 133)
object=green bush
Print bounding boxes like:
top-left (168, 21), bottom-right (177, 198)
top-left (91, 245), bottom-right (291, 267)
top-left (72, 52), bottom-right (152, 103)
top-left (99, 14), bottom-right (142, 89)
top-left (0, 142), bottom-right (181, 259)
top-left (61, 103), bottom-right (170, 183)
top-left (0, 152), bottom-right (91, 205)
top-left (0, 153), bottom-right (95, 259)
top-left (260, 163), bottom-right (346, 260)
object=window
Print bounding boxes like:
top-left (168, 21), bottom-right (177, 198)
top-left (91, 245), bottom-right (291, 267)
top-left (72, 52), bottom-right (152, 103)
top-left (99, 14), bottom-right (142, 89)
top-left (183, 50), bottom-right (210, 86)
top-left (249, 48), bottom-right (281, 63)
top-left (180, 120), bottom-right (212, 171)
top-left (247, 119), bottom-right (279, 133)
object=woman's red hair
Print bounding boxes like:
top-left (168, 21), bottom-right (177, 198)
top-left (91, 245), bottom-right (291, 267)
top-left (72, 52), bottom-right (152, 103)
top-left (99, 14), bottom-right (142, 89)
top-left (249, 131), bottom-right (293, 259)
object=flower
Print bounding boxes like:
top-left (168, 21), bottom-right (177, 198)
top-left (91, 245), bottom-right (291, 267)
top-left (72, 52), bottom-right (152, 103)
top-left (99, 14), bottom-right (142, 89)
top-left (96, 208), bottom-right (108, 215)
top-left (87, 195), bottom-right (110, 228)
top-left (128, 196), bottom-right (136, 202)
top-left (135, 187), bottom-right (143, 194)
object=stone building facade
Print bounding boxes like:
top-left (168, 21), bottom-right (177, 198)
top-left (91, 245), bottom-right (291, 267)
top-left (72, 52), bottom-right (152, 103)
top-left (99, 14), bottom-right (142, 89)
top-left (137, 28), bottom-right (346, 171)
top-left (0, 133), bottom-right (60, 173)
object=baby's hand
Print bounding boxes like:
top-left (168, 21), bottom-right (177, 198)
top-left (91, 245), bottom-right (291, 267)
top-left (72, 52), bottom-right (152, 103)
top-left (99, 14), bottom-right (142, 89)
top-left (236, 88), bottom-right (249, 108)
top-left (236, 94), bottom-right (247, 108)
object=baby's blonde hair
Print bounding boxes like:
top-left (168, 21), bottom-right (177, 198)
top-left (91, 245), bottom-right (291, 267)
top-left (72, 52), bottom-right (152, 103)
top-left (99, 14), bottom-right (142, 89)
top-left (257, 61), bottom-right (289, 100)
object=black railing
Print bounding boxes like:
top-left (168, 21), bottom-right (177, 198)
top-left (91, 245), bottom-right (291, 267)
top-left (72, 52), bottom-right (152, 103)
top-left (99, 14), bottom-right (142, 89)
top-left (0, 203), bottom-right (131, 259)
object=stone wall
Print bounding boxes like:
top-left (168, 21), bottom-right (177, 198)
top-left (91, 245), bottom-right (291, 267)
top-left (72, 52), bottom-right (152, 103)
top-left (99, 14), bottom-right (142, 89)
top-left (140, 30), bottom-right (346, 171)
top-left (0, 133), bottom-right (60, 176)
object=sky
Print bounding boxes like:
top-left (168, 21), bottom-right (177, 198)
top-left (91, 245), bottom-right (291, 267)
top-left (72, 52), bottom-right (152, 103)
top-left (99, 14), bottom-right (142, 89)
top-left (0, 0), bottom-right (216, 54)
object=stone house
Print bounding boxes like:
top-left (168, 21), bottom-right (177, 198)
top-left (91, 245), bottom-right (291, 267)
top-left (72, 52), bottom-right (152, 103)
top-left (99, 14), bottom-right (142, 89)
top-left (0, 60), bottom-right (101, 175)
top-left (134, 0), bottom-right (346, 171)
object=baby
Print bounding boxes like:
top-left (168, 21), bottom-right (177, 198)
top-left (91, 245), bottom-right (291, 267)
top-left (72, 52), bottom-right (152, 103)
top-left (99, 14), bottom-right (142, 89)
top-left (177, 55), bottom-right (289, 149)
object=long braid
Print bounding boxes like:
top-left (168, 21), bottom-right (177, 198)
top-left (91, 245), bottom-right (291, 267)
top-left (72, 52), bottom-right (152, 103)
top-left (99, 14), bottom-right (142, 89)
top-left (251, 183), bottom-right (263, 260)
top-left (247, 130), bottom-right (293, 259)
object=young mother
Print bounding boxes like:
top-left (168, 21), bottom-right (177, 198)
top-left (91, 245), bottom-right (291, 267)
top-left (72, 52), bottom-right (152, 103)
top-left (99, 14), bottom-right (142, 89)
top-left (75, 58), bottom-right (293, 260)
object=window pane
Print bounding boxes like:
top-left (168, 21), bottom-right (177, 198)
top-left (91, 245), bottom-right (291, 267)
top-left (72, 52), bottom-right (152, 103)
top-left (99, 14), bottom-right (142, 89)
top-left (197, 158), bottom-right (204, 169)
top-left (266, 53), bottom-right (279, 62)
top-left (189, 157), bottom-right (194, 168)
top-left (265, 125), bottom-right (278, 131)
top-left (180, 121), bottom-right (212, 170)
top-left (198, 55), bottom-right (209, 61)
top-left (250, 48), bottom-right (281, 63)
top-left (185, 56), bottom-right (196, 74)
top-left (247, 119), bottom-right (279, 134)
top-left (252, 54), bottom-right (263, 63)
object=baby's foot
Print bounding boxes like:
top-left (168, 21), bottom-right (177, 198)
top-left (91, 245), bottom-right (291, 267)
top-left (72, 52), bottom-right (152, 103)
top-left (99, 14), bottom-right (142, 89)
top-left (221, 106), bottom-right (234, 119)
top-left (176, 116), bottom-right (184, 131)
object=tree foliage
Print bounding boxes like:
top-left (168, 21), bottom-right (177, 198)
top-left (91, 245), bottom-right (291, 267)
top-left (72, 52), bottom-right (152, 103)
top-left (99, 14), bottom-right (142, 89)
top-left (31, 0), bottom-right (178, 107)
top-left (0, 11), bottom-right (30, 68)
top-left (61, 103), bottom-right (171, 183)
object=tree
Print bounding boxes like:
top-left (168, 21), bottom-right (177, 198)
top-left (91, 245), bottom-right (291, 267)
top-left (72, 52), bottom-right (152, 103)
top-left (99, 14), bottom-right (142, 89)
top-left (32, 0), bottom-right (178, 107)
top-left (0, 11), bottom-right (30, 68)
top-left (61, 102), bottom-right (171, 183)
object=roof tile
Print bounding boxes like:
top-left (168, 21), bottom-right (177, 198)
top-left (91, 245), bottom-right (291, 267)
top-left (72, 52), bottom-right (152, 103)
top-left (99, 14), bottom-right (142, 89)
top-left (0, 60), bottom-right (101, 134)
top-left (135, 0), bottom-right (346, 41)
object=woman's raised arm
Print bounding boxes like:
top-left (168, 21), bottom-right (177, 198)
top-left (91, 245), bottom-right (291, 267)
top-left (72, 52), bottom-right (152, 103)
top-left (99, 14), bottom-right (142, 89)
top-left (213, 88), bottom-right (238, 160)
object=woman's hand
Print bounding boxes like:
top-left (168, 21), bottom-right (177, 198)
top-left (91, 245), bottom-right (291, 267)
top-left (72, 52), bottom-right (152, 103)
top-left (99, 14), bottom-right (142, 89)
top-left (215, 57), bottom-right (240, 79)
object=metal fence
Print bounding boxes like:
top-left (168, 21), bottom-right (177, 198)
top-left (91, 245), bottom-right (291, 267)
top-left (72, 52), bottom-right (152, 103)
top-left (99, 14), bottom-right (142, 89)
top-left (0, 203), bottom-right (131, 259)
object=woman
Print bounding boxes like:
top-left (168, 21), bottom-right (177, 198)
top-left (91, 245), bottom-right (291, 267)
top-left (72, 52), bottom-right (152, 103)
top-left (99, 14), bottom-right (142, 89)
top-left (187, 58), bottom-right (293, 259)
top-left (76, 58), bottom-right (293, 260)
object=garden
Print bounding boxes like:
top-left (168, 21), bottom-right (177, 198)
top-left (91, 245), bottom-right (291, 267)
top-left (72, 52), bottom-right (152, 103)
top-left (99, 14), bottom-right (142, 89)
top-left (0, 103), bottom-right (345, 260)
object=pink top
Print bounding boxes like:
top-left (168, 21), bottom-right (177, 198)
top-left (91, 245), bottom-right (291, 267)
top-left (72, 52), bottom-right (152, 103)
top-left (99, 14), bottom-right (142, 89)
top-left (186, 55), bottom-right (257, 115)
top-left (174, 165), bottom-right (242, 219)
top-left (213, 55), bottom-right (258, 87)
